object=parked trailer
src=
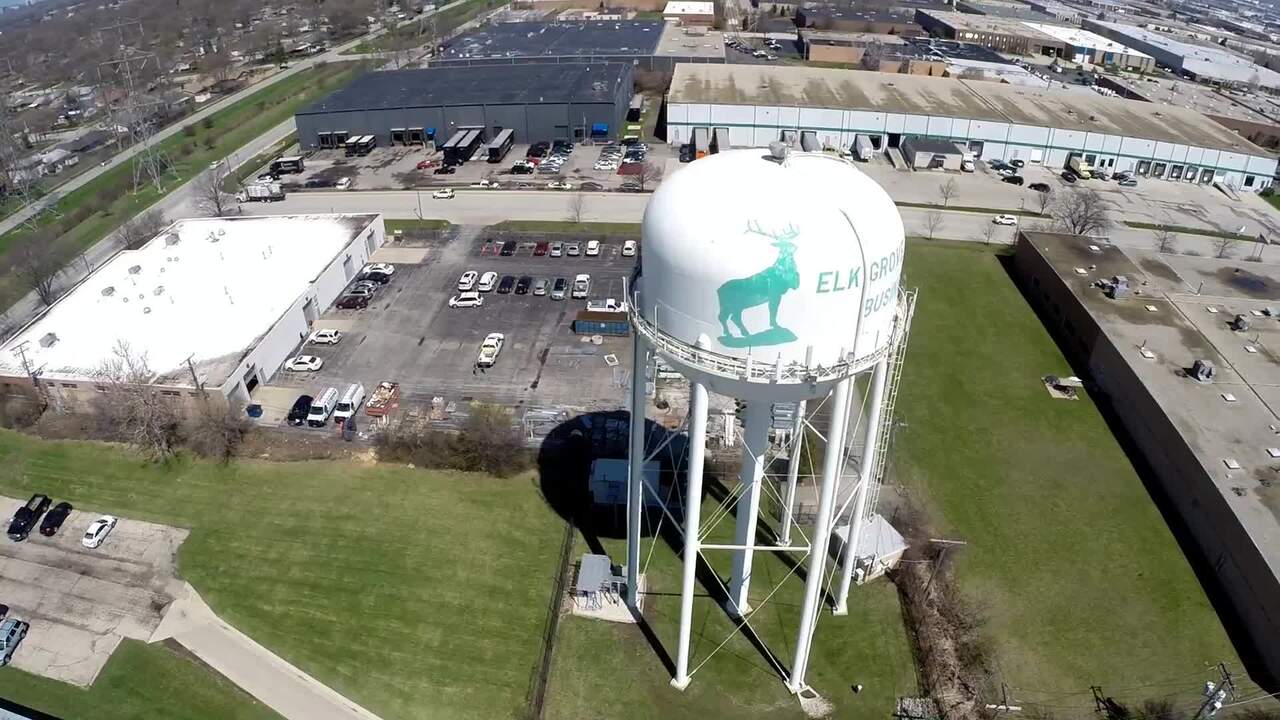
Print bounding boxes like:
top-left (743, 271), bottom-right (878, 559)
top-left (456, 129), bottom-right (483, 163)
top-left (487, 128), bottom-right (514, 163)
top-left (853, 135), bottom-right (873, 161)
top-left (693, 127), bottom-right (710, 159)
top-left (236, 182), bottom-right (284, 202)
top-left (439, 130), bottom-right (467, 163)
top-left (712, 127), bottom-right (731, 154)
top-left (1067, 155), bottom-right (1093, 179)
top-left (572, 310), bottom-right (630, 337)
top-left (365, 381), bottom-right (400, 417)
top-left (355, 135), bottom-right (376, 156)
top-left (344, 135), bottom-right (362, 156)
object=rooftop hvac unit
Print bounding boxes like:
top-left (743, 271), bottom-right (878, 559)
top-left (1106, 274), bottom-right (1129, 299)
top-left (39, 333), bottom-right (58, 348)
top-left (1190, 359), bottom-right (1216, 384)
top-left (1230, 314), bottom-right (1250, 332)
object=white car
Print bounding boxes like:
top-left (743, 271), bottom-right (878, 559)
top-left (572, 273), bottom-right (590, 299)
top-left (477, 271), bottom-right (498, 292)
top-left (476, 332), bottom-right (505, 368)
top-left (458, 270), bottom-right (478, 290)
top-left (362, 262), bottom-right (395, 278)
top-left (472, 179), bottom-right (500, 189)
top-left (585, 240), bottom-right (601, 256)
top-left (433, 188), bottom-right (454, 199)
top-left (622, 239), bottom-right (637, 257)
top-left (547, 181), bottom-right (574, 190)
top-left (81, 515), bottom-right (117, 549)
top-left (594, 162), bottom-right (619, 171)
top-left (285, 355), bottom-right (323, 372)
top-left (449, 291), bottom-right (483, 308)
top-left (336, 177), bottom-right (352, 190)
top-left (308, 329), bottom-right (342, 345)
top-left (992, 214), bottom-right (1018, 226)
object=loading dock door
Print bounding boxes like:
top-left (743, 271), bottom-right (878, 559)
top-left (318, 132), bottom-right (334, 149)
top-left (1030, 148), bottom-right (1044, 164)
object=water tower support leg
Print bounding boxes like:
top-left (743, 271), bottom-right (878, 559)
top-left (672, 379), bottom-right (710, 691)
top-left (728, 401), bottom-right (770, 617)
top-left (834, 358), bottom-right (888, 616)
top-left (787, 377), bottom-right (851, 694)
top-left (626, 336), bottom-right (649, 610)
top-left (778, 400), bottom-right (806, 546)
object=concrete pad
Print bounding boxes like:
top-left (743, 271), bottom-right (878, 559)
top-left (249, 384), bottom-right (307, 426)
top-left (0, 496), bottom-right (187, 687)
top-left (369, 246), bottom-right (429, 264)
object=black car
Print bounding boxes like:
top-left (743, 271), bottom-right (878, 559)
top-left (679, 145), bottom-right (694, 163)
top-left (580, 181), bottom-right (604, 191)
top-left (619, 181), bottom-right (642, 192)
top-left (527, 142), bottom-right (549, 158)
top-left (497, 275), bottom-right (517, 294)
top-left (1061, 170), bottom-right (1077, 183)
top-left (510, 164), bottom-right (534, 175)
top-left (304, 178), bottom-right (333, 189)
top-left (361, 270), bottom-right (392, 284)
top-left (336, 294), bottom-right (370, 309)
top-left (1028, 182), bottom-right (1051, 193)
top-left (514, 276), bottom-right (533, 294)
top-left (499, 240), bottom-right (518, 256)
top-left (39, 501), bottom-right (72, 537)
top-left (1002, 175), bottom-right (1024, 186)
top-left (433, 165), bottom-right (457, 175)
top-left (551, 140), bottom-right (574, 154)
top-left (1010, 159), bottom-right (1026, 168)
top-left (989, 160), bottom-right (1009, 171)
top-left (7, 494), bottom-right (51, 542)
top-left (287, 395), bottom-right (314, 427)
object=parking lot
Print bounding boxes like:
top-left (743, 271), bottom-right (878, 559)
top-left (272, 139), bottom-right (674, 193)
top-left (0, 497), bottom-right (187, 686)
top-left (260, 225), bottom-right (637, 432)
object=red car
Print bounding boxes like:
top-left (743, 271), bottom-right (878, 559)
top-left (416, 159), bottom-right (435, 170)
top-left (534, 241), bottom-right (549, 256)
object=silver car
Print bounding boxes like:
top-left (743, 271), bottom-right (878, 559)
top-left (532, 278), bottom-right (549, 296)
top-left (0, 618), bottom-right (28, 666)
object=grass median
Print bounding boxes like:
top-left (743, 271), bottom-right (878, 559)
top-left (0, 61), bottom-right (367, 312)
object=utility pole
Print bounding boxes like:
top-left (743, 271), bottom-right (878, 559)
top-left (1190, 664), bottom-right (1235, 720)
top-left (923, 537), bottom-right (967, 595)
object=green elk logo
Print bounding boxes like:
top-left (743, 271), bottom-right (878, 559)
top-left (716, 221), bottom-right (800, 349)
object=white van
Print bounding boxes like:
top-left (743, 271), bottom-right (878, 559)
top-left (333, 383), bottom-right (366, 422)
top-left (572, 273), bottom-right (590, 299)
top-left (307, 387), bottom-right (338, 427)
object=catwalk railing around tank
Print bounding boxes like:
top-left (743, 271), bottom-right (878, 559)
top-left (629, 287), bottom-right (912, 388)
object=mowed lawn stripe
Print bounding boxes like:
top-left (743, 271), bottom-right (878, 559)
top-left (0, 432), bottom-right (565, 720)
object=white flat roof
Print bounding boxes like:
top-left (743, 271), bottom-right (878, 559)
top-left (1093, 21), bottom-right (1280, 88)
top-left (663, 1), bottom-right (714, 15)
top-left (0, 214), bottom-right (378, 388)
top-left (1022, 22), bottom-right (1152, 58)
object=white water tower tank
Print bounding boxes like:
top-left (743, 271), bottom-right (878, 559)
top-left (635, 148), bottom-right (905, 399)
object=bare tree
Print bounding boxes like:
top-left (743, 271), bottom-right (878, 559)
top-left (194, 170), bottom-right (233, 217)
top-left (924, 211), bottom-right (944, 241)
top-left (201, 50), bottom-right (238, 89)
top-left (14, 233), bottom-right (62, 306)
top-left (94, 340), bottom-right (181, 462)
top-left (634, 161), bottom-right (663, 191)
top-left (938, 178), bottom-right (958, 207)
top-left (1035, 187), bottom-right (1053, 215)
top-left (183, 405), bottom-right (250, 463)
top-left (1051, 188), bottom-right (1111, 237)
top-left (981, 222), bottom-right (997, 246)
top-left (566, 192), bottom-right (587, 224)
top-left (116, 208), bottom-right (170, 251)
top-left (860, 41), bottom-right (884, 71)
top-left (1213, 235), bottom-right (1241, 259)
top-left (1153, 224), bottom-right (1178, 254)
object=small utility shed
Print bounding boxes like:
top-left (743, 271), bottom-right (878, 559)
top-left (900, 136), bottom-right (964, 170)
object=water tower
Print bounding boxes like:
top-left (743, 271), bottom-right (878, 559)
top-left (625, 146), bottom-right (913, 696)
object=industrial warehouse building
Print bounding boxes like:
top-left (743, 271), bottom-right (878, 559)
top-left (0, 214), bottom-right (385, 412)
top-left (914, 10), bottom-right (1066, 55)
top-left (1012, 231), bottom-right (1280, 688)
top-left (294, 64), bottom-right (633, 149)
top-left (431, 20), bottom-right (725, 71)
top-left (1084, 20), bottom-right (1280, 91)
top-left (664, 64), bottom-right (1279, 190)
top-left (1021, 22), bottom-right (1155, 72)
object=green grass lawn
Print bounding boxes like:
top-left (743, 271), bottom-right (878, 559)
top-left (893, 242), bottom-right (1243, 710)
top-left (0, 61), bottom-right (367, 311)
top-left (0, 640), bottom-right (280, 720)
top-left (0, 431), bottom-right (567, 720)
top-left (546, 528), bottom-right (916, 720)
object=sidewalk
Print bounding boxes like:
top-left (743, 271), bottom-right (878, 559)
top-left (150, 583), bottom-right (383, 720)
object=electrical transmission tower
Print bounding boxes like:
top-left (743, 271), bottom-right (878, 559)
top-left (96, 19), bottom-right (174, 194)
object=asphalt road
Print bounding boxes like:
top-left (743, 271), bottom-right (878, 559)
top-left (246, 187), bottom-right (1252, 258)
